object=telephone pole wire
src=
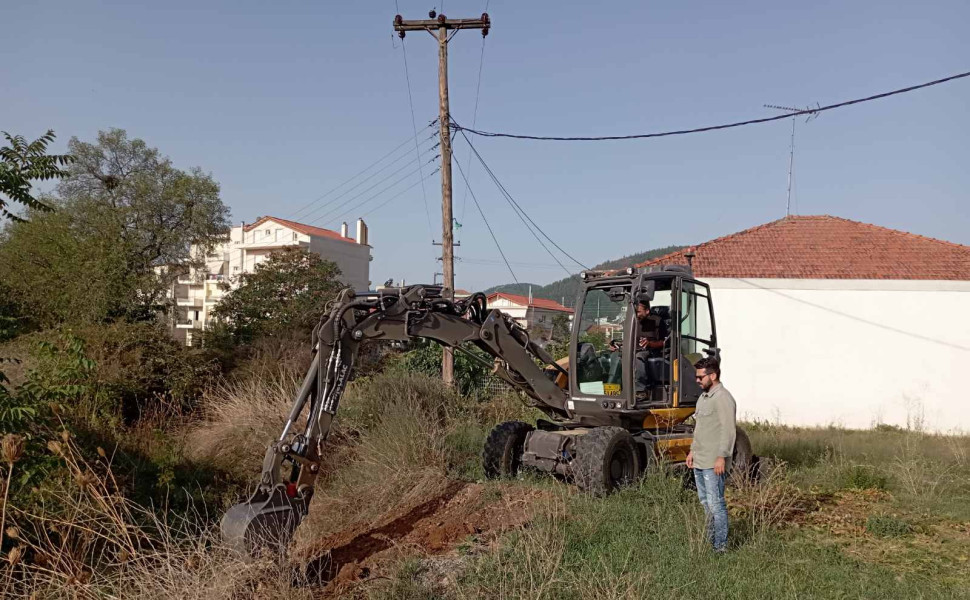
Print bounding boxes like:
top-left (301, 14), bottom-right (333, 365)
top-left (394, 10), bottom-right (491, 387)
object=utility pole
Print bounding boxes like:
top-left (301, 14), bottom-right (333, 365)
top-left (395, 10), bottom-right (490, 386)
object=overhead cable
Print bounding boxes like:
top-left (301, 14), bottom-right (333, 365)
top-left (456, 125), bottom-right (590, 271)
top-left (452, 70), bottom-right (970, 142)
top-left (458, 32), bottom-right (489, 233)
top-left (290, 121), bottom-right (434, 220)
top-left (298, 131), bottom-right (438, 222)
top-left (400, 37), bottom-right (437, 240)
top-left (312, 151), bottom-right (440, 225)
top-left (449, 148), bottom-right (519, 284)
top-left (452, 147), bottom-right (575, 279)
top-left (361, 168), bottom-right (441, 218)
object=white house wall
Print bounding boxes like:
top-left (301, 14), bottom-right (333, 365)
top-left (308, 236), bottom-right (370, 291)
top-left (706, 278), bottom-right (970, 433)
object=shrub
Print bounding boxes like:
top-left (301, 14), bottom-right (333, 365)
top-left (839, 465), bottom-right (889, 491)
top-left (865, 514), bottom-right (912, 537)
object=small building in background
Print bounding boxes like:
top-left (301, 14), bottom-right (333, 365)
top-left (486, 291), bottom-right (574, 339)
top-left (169, 216), bottom-right (372, 345)
top-left (638, 215), bottom-right (970, 432)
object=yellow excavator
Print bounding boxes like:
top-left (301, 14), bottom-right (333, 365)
top-left (221, 264), bottom-right (752, 554)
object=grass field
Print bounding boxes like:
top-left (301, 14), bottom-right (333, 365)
top-left (4, 372), bottom-right (969, 599)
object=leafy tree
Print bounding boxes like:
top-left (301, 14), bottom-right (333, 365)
top-left (0, 129), bottom-right (230, 326)
top-left (0, 130), bottom-right (72, 221)
top-left (212, 247), bottom-right (343, 341)
top-left (551, 314), bottom-right (571, 341)
top-left (396, 340), bottom-right (492, 398)
top-left (58, 129), bottom-right (230, 314)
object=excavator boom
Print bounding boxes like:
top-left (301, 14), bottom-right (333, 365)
top-left (220, 284), bottom-right (568, 555)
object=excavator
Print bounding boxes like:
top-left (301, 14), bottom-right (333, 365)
top-left (221, 264), bottom-right (753, 555)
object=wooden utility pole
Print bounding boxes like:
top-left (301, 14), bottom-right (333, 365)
top-left (394, 10), bottom-right (490, 386)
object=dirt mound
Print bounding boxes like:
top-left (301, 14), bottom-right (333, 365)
top-left (297, 480), bottom-right (544, 592)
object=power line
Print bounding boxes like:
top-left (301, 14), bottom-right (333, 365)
top-left (296, 130), bottom-right (438, 222)
top-left (329, 163), bottom-right (440, 224)
top-left (452, 143), bottom-right (574, 279)
top-left (306, 143), bottom-right (438, 224)
top-left (360, 168), bottom-right (441, 218)
top-left (452, 70), bottom-right (970, 142)
top-left (313, 151), bottom-right (441, 226)
top-left (289, 122), bottom-right (434, 220)
top-left (449, 147), bottom-right (519, 284)
top-left (399, 37), bottom-right (437, 242)
top-left (455, 124), bottom-right (590, 271)
top-left (458, 32), bottom-right (488, 233)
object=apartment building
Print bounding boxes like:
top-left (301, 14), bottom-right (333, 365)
top-left (171, 216), bottom-right (372, 345)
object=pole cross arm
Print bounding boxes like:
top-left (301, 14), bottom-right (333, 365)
top-left (393, 14), bottom-right (490, 36)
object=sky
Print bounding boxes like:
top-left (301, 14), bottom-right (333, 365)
top-left (3, 0), bottom-right (968, 291)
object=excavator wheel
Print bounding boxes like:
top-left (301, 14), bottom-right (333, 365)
top-left (482, 421), bottom-right (534, 478)
top-left (729, 426), bottom-right (755, 485)
top-left (572, 427), bottom-right (641, 496)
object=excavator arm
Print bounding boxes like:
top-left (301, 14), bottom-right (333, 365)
top-left (220, 284), bottom-right (569, 555)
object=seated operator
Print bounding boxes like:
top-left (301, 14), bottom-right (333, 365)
top-left (634, 298), bottom-right (668, 394)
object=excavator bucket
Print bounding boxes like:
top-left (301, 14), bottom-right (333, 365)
top-left (220, 484), bottom-right (310, 556)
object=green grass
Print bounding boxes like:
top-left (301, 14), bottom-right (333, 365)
top-left (371, 423), bottom-right (970, 600)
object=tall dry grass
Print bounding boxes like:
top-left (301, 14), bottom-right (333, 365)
top-left (2, 432), bottom-right (314, 600)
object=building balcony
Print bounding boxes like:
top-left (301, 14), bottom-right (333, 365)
top-left (175, 320), bottom-right (203, 329)
top-left (176, 298), bottom-right (203, 307)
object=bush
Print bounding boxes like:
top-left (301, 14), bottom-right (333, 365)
top-left (839, 465), bottom-right (889, 491)
top-left (391, 340), bottom-right (492, 398)
top-left (865, 514), bottom-right (912, 537)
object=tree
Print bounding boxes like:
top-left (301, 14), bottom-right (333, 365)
top-left (0, 129), bottom-right (230, 326)
top-left (0, 130), bottom-right (73, 221)
top-left (58, 129), bottom-right (230, 314)
top-left (212, 247), bottom-right (343, 341)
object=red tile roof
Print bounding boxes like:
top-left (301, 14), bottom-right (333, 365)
top-left (487, 292), bottom-right (574, 313)
top-left (244, 216), bottom-right (356, 243)
top-left (637, 215), bottom-right (970, 280)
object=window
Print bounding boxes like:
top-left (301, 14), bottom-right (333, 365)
top-left (575, 285), bottom-right (629, 396)
top-left (264, 230), bottom-right (271, 238)
top-left (679, 282), bottom-right (714, 358)
top-left (293, 232), bottom-right (299, 241)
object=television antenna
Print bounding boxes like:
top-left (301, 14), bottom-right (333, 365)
top-left (764, 103), bottom-right (820, 216)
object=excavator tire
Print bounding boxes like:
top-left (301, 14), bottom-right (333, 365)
top-left (572, 427), bottom-right (641, 496)
top-left (730, 426), bottom-right (754, 484)
top-left (482, 421), bottom-right (534, 478)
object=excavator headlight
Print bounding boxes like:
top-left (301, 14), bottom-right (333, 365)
top-left (580, 271), bottom-right (588, 281)
top-left (626, 267), bottom-right (636, 275)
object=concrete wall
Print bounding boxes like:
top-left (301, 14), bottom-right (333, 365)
top-left (308, 235), bottom-right (371, 291)
top-left (706, 278), bottom-right (970, 432)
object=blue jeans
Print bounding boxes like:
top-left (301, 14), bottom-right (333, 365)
top-left (693, 468), bottom-right (728, 551)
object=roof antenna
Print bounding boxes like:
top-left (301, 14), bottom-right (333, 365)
top-left (685, 249), bottom-right (696, 270)
top-left (764, 103), bottom-right (820, 217)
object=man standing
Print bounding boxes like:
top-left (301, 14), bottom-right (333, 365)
top-left (686, 357), bottom-right (736, 553)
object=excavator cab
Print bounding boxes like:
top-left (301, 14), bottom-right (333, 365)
top-left (565, 267), bottom-right (717, 419)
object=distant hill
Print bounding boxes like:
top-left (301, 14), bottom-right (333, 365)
top-left (483, 245), bottom-right (684, 308)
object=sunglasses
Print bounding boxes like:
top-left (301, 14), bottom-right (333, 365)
top-left (695, 373), bottom-right (710, 381)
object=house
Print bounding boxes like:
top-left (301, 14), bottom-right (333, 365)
top-left (170, 216), bottom-right (372, 345)
top-left (486, 291), bottom-right (574, 339)
top-left (637, 215), bottom-right (970, 432)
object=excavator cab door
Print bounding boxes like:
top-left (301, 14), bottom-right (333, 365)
top-left (673, 278), bottom-right (718, 406)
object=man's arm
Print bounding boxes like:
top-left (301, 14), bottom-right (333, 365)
top-left (715, 392), bottom-right (737, 461)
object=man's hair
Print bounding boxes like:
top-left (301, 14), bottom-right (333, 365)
top-left (695, 356), bottom-right (720, 379)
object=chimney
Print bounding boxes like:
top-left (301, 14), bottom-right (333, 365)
top-left (341, 222), bottom-right (349, 238)
top-left (356, 218), bottom-right (369, 245)
top-left (528, 285), bottom-right (533, 305)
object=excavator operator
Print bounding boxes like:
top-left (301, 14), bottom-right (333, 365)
top-left (634, 298), bottom-right (668, 394)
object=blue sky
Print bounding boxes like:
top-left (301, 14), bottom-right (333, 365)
top-left (4, 1), bottom-right (968, 290)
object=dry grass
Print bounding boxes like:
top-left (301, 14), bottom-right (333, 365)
top-left (2, 433), bottom-right (314, 600)
top-left (185, 373), bottom-right (301, 478)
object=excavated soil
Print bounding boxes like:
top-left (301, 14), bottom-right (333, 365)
top-left (296, 480), bottom-right (544, 593)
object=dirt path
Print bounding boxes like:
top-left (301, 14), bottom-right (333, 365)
top-left (297, 480), bottom-right (544, 593)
